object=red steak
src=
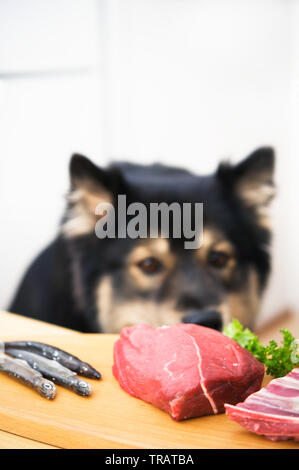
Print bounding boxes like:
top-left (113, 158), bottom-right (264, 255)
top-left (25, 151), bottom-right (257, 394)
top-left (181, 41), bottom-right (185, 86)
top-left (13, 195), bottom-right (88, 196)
top-left (112, 323), bottom-right (264, 421)
top-left (225, 368), bottom-right (299, 441)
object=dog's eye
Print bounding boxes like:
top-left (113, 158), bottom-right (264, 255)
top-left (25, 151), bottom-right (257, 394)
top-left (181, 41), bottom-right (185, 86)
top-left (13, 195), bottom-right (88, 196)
top-left (207, 250), bottom-right (230, 269)
top-left (137, 257), bottom-right (163, 275)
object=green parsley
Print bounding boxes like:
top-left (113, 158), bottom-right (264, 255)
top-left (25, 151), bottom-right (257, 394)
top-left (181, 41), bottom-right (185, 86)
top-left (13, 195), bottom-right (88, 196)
top-left (223, 318), bottom-right (299, 378)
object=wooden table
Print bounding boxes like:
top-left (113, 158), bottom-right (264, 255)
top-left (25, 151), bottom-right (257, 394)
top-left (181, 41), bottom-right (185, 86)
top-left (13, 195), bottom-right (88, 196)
top-left (0, 311), bottom-right (79, 449)
top-left (0, 310), bottom-right (299, 449)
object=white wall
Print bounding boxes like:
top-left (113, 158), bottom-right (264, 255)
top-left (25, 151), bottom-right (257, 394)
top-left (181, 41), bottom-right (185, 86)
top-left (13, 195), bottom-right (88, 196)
top-left (0, 0), bottom-right (298, 325)
top-left (285, 0), bottom-right (299, 313)
top-left (103, 0), bottom-right (292, 165)
top-left (0, 0), bottom-right (103, 307)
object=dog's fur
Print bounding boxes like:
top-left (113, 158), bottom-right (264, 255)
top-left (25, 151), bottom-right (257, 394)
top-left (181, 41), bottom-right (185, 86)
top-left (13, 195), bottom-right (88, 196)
top-left (9, 147), bottom-right (275, 333)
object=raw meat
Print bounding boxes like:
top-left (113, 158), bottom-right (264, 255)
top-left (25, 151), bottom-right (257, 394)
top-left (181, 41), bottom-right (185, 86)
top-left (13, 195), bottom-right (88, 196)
top-left (112, 323), bottom-right (264, 421)
top-left (225, 368), bottom-right (299, 441)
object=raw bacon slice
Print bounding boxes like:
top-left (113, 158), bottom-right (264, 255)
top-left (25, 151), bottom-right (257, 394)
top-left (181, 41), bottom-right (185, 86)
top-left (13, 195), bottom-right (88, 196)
top-left (225, 368), bottom-right (299, 441)
top-left (112, 323), bottom-right (264, 421)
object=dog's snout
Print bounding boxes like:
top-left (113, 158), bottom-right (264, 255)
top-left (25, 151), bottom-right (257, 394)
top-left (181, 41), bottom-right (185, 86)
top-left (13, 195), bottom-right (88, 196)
top-left (182, 310), bottom-right (223, 331)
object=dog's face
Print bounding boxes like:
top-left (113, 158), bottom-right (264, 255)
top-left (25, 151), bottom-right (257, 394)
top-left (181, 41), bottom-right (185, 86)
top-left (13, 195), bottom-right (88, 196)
top-left (61, 147), bottom-right (275, 333)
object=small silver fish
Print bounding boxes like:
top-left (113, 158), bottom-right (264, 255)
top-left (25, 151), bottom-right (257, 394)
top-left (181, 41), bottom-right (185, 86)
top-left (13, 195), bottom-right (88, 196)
top-left (6, 349), bottom-right (92, 396)
top-left (4, 341), bottom-right (101, 379)
top-left (0, 354), bottom-right (56, 399)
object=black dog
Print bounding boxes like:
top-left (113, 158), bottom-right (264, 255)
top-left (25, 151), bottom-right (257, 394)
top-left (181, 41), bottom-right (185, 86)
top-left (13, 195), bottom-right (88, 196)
top-left (9, 147), bottom-right (275, 333)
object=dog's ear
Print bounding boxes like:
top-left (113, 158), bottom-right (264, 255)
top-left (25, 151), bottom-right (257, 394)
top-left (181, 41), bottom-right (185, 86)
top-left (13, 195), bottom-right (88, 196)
top-left (217, 147), bottom-right (275, 227)
top-left (61, 154), bottom-right (122, 238)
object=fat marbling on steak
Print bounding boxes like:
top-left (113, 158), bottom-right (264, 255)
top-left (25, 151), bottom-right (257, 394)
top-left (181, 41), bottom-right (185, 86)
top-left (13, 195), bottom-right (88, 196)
top-left (112, 323), bottom-right (264, 421)
top-left (225, 368), bottom-right (299, 441)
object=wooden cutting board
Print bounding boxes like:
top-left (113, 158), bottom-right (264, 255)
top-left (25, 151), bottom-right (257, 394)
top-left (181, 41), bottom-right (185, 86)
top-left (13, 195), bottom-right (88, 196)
top-left (0, 333), bottom-right (298, 449)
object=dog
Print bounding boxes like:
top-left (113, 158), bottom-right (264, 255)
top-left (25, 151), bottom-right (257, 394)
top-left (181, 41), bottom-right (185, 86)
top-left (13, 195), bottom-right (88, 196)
top-left (9, 147), bottom-right (275, 333)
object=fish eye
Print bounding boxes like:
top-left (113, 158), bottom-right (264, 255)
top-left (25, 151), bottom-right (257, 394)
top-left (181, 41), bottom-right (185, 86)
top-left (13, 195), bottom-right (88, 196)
top-left (137, 257), bottom-right (164, 275)
top-left (207, 250), bottom-right (230, 269)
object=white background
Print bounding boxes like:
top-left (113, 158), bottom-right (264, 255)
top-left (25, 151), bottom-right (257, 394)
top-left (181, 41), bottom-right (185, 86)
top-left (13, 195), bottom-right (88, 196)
top-left (0, 0), bottom-right (298, 326)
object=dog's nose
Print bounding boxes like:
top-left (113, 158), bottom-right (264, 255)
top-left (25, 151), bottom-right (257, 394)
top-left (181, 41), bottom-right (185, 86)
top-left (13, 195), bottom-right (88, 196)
top-left (182, 310), bottom-right (223, 331)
